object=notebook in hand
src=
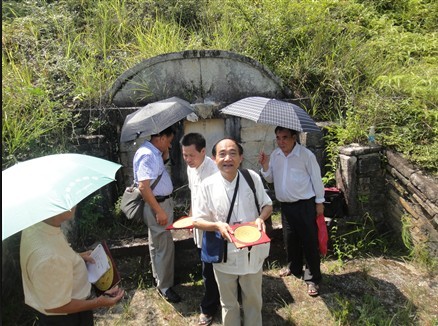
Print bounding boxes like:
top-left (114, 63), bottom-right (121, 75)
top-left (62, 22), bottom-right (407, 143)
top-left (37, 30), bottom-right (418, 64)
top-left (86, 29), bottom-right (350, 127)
top-left (88, 240), bottom-right (121, 295)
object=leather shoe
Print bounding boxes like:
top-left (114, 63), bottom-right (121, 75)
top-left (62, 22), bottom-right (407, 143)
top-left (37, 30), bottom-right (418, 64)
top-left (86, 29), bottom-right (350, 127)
top-left (279, 268), bottom-right (292, 277)
top-left (198, 313), bottom-right (213, 325)
top-left (159, 288), bottom-right (181, 303)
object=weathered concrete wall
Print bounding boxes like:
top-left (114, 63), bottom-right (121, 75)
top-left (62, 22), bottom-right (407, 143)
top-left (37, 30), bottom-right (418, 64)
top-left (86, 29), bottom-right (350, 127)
top-left (336, 144), bottom-right (386, 222)
top-left (335, 145), bottom-right (438, 257)
top-left (107, 50), bottom-right (292, 107)
top-left (384, 150), bottom-right (438, 256)
top-left (111, 50), bottom-right (293, 192)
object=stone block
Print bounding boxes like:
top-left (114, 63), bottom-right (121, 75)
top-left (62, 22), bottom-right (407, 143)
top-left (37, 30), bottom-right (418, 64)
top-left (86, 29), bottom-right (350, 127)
top-left (358, 153), bottom-right (382, 174)
top-left (410, 172), bottom-right (438, 204)
top-left (241, 124), bottom-right (275, 143)
top-left (385, 150), bottom-right (417, 178)
top-left (388, 166), bottom-right (410, 186)
top-left (191, 102), bottom-right (218, 119)
top-left (299, 131), bottom-right (324, 148)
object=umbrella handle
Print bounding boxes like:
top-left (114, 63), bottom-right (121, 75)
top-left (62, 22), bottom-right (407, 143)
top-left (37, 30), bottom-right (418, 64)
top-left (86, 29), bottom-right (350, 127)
top-left (259, 126), bottom-right (270, 157)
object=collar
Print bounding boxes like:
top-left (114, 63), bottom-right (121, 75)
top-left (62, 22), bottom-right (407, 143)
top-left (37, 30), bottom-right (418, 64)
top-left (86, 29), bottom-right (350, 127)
top-left (194, 157), bottom-right (208, 172)
top-left (275, 143), bottom-right (301, 158)
top-left (144, 140), bottom-right (162, 156)
top-left (290, 142), bottom-right (301, 157)
top-left (32, 221), bottom-right (62, 235)
top-left (221, 171), bottom-right (239, 187)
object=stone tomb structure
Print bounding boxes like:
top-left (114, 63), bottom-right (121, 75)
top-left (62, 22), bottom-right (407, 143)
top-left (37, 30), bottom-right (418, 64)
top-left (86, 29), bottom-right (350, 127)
top-left (108, 50), bottom-right (325, 192)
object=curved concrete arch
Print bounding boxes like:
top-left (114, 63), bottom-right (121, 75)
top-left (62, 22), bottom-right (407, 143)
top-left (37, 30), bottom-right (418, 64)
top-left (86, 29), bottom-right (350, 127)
top-left (107, 50), bottom-right (291, 107)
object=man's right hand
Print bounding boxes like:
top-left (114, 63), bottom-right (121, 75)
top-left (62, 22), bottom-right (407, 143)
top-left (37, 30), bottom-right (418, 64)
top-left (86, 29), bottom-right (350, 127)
top-left (99, 286), bottom-right (125, 307)
top-left (217, 221), bottom-right (233, 242)
top-left (156, 209), bottom-right (168, 226)
top-left (258, 151), bottom-right (269, 171)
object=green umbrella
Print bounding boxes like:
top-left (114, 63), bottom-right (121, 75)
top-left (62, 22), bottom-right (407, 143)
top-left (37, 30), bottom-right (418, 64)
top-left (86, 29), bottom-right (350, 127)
top-left (2, 153), bottom-right (121, 240)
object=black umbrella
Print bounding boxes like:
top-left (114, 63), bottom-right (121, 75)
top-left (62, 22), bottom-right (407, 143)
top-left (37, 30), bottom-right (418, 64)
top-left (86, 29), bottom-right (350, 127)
top-left (120, 96), bottom-right (194, 142)
top-left (220, 96), bottom-right (320, 133)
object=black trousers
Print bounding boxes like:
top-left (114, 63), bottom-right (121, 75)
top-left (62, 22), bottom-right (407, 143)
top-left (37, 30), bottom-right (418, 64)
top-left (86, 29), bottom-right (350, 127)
top-left (35, 310), bottom-right (94, 326)
top-left (281, 197), bottom-right (322, 284)
top-left (197, 248), bottom-right (220, 315)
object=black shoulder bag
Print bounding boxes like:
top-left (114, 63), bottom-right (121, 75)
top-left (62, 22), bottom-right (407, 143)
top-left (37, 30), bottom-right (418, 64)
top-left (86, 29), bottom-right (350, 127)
top-left (240, 168), bottom-right (273, 236)
top-left (201, 173), bottom-right (240, 263)
top-left (120, 173), bottom-right (162, 223)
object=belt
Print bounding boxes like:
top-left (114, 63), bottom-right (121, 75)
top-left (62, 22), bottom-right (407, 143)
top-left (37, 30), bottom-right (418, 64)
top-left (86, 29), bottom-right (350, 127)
top-left (280, 197), bottom-right (314, 206)
top-left (280, 201), bottom-right (299, 206)
top-left (155, 195), bottom-right (171, 203)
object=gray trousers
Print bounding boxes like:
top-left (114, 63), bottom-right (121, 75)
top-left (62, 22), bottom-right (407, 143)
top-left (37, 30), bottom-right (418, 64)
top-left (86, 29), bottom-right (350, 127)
top-left (143, 198), bottom-right (175, 290)
top-left (214, 268), bottom-right (263, 326)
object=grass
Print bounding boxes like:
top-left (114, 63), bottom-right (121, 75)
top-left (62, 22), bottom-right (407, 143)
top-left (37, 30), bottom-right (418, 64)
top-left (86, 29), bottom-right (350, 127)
top-left (89, 254), bottom-right (435, 326)
top-left (2, 0), bottom-right (437, 174)
top-left (4, 210), bottom-right (436, 325)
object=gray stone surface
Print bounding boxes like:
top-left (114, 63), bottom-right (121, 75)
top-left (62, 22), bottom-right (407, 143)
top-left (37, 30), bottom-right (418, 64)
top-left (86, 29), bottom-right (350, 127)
top-left (384, 150), bottom-right (438, 256)
top-left (107, 50), bottom-right (292, 107)
top-left (336, 146), bottom-right (437, 257)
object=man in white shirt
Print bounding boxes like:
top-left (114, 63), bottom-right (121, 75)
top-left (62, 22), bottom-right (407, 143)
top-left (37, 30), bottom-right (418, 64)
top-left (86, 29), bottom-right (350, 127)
top-left (193, 138), bottom-right (273, 326)
top-left (259, 126), bottom-right (325, 297)
top-left (181, 133), bottom-right (219, 326)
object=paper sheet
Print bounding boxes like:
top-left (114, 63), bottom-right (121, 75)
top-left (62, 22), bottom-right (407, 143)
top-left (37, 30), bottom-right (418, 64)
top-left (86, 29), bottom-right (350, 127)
top-left (86, 243), bottom-right (110, 284)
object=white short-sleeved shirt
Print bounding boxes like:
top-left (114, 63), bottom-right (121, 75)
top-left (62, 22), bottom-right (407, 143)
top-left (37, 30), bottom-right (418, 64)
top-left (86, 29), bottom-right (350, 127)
top-left (20, 222), bottom-right (91, 315)
top-left (193, 169), bottom-right (272, 275)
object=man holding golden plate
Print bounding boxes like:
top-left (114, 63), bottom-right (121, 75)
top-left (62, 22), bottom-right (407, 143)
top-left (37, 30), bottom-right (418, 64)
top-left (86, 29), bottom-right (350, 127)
top-left (192, 138), bottom-right (273, 326)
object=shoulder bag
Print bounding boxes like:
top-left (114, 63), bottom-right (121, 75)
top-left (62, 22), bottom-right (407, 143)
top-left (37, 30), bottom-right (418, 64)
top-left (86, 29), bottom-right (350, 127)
top-left (201, 173), bottom-right (239, 263)
top-left (120, 173), bottom-right (162, 222)
top-left (240, 168), bottom-right (273, 236)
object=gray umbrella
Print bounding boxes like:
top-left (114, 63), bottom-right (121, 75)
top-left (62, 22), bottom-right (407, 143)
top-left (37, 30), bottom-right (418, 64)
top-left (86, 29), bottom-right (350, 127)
top-left (220, 96), bottom-right (320, 133)
top-left (120, 96), bottom-right (194, 142)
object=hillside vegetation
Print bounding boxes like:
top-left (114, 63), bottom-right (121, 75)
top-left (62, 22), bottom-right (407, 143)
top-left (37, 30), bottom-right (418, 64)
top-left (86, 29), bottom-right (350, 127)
top-left (2, 2), bottom-right (438, 325)
top-left (2, 0), bottom-right (437, 175)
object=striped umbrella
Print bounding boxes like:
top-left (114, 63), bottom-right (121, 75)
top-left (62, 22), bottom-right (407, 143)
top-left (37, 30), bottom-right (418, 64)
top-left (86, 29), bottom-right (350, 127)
top-left (220, 96), bottom-right (320, 133)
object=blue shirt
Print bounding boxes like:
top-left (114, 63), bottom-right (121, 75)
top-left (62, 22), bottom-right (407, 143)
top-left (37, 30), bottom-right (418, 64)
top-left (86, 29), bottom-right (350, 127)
top-left (133, 140), bottom-right (173, 196)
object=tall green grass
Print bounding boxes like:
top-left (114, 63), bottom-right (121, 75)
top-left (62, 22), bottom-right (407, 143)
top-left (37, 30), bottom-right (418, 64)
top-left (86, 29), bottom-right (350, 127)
top-left (2, 0), bottom-right (437, 174)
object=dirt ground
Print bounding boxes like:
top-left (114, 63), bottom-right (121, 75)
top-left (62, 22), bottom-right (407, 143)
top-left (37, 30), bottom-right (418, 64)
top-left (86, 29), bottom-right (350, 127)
top-left (93, 229), bottom-right (438, 326)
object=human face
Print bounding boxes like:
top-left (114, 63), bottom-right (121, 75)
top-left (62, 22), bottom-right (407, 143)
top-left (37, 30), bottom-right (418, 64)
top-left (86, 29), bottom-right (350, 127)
top-left (276, 129), bottom-right (296, 156)
top-left (182, 144), bottom-right (206, 169)
top-left (45, 206), bottom-right (76, 227)
top-left (157, 134), bottom-right (174, 153)
top-left (214, 139), bottom-right (242, 181)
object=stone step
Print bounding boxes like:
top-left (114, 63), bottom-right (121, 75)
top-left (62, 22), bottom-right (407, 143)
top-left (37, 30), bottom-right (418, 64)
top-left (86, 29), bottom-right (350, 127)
top-left (106, 227), bottom-right (284, 258)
